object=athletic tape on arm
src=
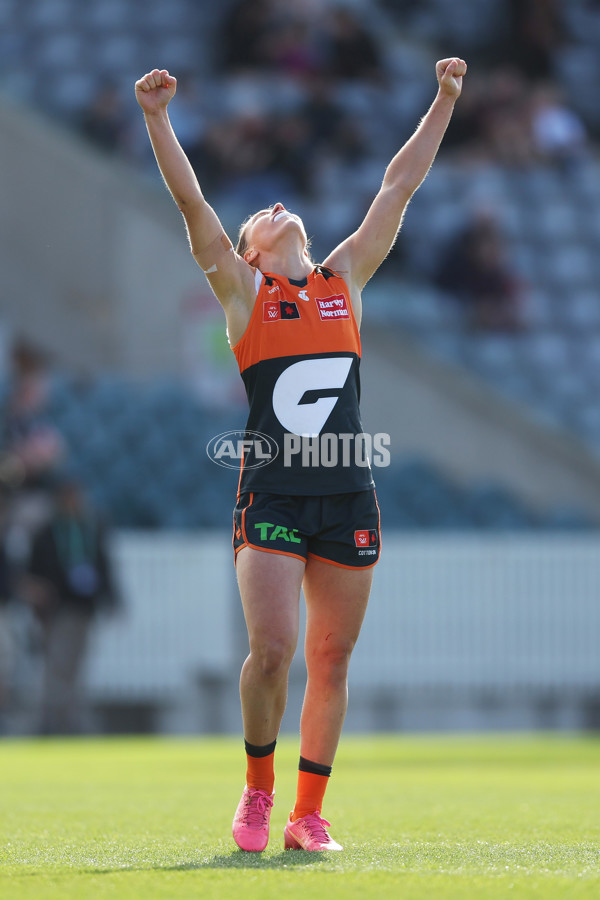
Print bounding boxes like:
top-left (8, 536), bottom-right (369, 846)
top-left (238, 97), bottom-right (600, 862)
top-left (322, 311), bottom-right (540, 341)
top-left (196, 232), bottom-right (233, 274)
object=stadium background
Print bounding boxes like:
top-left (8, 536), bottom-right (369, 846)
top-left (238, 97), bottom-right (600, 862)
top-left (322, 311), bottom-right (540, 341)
top-left (0, 0), bottom-right (599, 735)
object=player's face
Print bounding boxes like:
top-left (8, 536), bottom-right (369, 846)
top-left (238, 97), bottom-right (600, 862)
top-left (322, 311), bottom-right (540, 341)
top-left (246, 203), bottom-right (307, 253)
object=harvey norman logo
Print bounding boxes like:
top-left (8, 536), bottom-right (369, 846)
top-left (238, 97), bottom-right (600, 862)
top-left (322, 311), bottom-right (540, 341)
top-left (316, 294), bottom-right (349, 320)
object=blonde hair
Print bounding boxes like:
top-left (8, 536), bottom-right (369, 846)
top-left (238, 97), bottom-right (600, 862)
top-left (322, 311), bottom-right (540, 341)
top-left (235, 211), bottom-right (261, 261)
top-left (235, 208), bottom-right (314, 267)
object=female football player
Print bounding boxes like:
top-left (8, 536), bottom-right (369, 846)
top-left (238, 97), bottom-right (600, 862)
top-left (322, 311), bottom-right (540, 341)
top-left (135, 56), bottom-right (466, 851)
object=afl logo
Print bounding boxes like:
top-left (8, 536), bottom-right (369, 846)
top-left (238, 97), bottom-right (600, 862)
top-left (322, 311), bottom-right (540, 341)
top-left (206, 430), bottom-right (279, 469)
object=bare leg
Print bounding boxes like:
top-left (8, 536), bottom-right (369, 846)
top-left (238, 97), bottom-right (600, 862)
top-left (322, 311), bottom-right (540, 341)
top-left (300, 558), bottom-right (373, 765)
top-left (236, 547), bottom-right (305, 745)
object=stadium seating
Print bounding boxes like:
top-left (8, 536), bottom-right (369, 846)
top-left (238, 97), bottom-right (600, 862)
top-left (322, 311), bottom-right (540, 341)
top-left (2, 0), bottom-right (599, 530)
top-left (393, 150), bottom-right (600, 457)
top-left (21, 374), bottom-right (588, 530)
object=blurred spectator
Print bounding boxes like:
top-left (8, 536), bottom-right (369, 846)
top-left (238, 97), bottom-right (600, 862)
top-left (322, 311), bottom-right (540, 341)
top-left (506, 0), bottom-right (566, 80)
top-left (269, 112), bottom-right (314, 194)
top-left (219, 0), bottom-right (280, 73)
top-left (434, 209), bottom-right (524, 332)
top-left (479, 68), bottom-right (536, 167)
top-left (441, 67), bottom-right (536, 168)
top-left (202, 112), bottom-right (284, 202)
top-left (267, 19), bottom-right (321, 78)
top-left (200, 109), bottom-right (312, 205)
top-left (197, 74), bottom-right (370, 204)
top-left (439, 70), bottom-right (490, 158)
top-left (529, 83), bottom-right (589, 172)
top-left (219, 2), bottom-right (387, 85)
top-left (24, 476), bottom-right (120, 735)
top-left (78, 83), bottom-right (129, 155)
top-left (301, 75), bottom-right (345, 147)
top-left (301, 75), bottom-right (367, 166)
top-left (323, 6), bottom-right (385, 83)
top-left (0, 339), bottom-right (64, 554)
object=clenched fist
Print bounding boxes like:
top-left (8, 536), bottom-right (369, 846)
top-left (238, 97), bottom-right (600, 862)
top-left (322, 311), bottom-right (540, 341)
top-left (436, 58), bottom-right (467, 99)
top-left (135, 68), bottom-right (177, 113)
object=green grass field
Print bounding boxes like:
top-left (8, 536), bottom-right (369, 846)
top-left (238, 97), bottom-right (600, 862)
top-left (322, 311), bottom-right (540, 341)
top-left (1, 733), bottom-right (599, 899)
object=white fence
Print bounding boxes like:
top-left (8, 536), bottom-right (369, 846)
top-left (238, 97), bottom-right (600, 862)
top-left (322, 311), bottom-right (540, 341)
top-left (86, 533), bottom-right (236, 701)
top-left (353, 534), bottom-right (600, 691)
top-left (84, 532), bottom-right (600, 731)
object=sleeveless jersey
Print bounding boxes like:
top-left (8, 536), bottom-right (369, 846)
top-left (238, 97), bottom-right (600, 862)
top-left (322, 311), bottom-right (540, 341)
top-left (232, 264), bottom-right (375, 496)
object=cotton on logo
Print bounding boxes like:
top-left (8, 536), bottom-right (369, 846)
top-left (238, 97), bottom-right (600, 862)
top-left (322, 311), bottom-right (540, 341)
top-left (272, 357), bottom-right (353, 436)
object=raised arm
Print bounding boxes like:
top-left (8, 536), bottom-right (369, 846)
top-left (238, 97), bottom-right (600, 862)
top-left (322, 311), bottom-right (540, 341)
top-left (326, 58), bottom-right (467, 294)
top-left (134, 69), bottom-right (255, 317)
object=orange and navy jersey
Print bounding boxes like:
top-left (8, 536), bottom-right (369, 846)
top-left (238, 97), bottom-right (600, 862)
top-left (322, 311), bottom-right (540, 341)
top-left (232, 264), bottom-right (375, 496)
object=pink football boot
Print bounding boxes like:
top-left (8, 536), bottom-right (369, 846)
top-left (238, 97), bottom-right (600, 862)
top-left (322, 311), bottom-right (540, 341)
top-left (284, 811), bottom-right (343, 851)
top-left (232, 786), bottom-right (274, 851)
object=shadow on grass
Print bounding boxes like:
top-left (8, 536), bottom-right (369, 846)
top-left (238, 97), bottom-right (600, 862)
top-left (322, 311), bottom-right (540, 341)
top-left (82, 850), bottom-right (326, 875)
top-left (189, 849), bottom-right (325, 869)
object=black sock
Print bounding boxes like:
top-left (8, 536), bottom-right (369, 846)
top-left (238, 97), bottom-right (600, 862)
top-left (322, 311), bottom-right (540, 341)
top-left (298, 756), bottom-right (332, 777)
top-left (245, 738), bottom-right (277, 758)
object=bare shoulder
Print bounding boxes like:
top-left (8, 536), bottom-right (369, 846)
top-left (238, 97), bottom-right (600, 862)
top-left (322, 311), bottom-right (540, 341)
top-left (179, 199), bottom-right (258, 342)
top-left (323, 232), bottom-right (364, 290)
top-left (190, 227), bottom-right (255, 307)
top-left (203, 250), bottom-right (260, 345)
top-left (323, 244), bottom-right (364, 328)
top-left (323, 240), bottom-right (352, 279)
top-left (204, 246), bottom-right (257, 310)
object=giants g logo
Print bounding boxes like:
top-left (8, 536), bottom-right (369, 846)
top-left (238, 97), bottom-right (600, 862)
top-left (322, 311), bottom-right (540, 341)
top-left (272, 357), bottom-right (353, 437)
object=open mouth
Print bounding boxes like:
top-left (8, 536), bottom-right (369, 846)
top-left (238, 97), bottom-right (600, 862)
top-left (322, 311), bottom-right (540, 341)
top-left (273, 211), bottom-right (290, 223)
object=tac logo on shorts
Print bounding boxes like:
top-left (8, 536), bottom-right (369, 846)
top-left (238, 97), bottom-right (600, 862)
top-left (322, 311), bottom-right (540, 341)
top-left (316, 294), bottom-right (349, 321)
top-left (253, 522), bottom-right (301, 543)
top-left (354, 529), bottom-right (378, 548)
top-left (263, 300), bottom-right (301, 322)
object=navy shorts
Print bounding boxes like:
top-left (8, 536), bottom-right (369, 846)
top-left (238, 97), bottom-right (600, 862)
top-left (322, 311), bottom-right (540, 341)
top-left (233, 490), bottom-right (381, 569)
